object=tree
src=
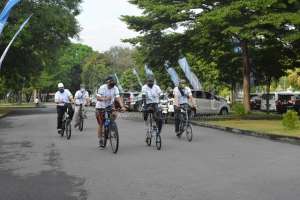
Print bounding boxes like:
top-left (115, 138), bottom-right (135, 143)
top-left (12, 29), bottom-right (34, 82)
top-left (81, 52), bottom-right (111, 92)
top-left (0, 0), bottom-right (82, 101)
top-left (123, 0), bottom-right (300, 112)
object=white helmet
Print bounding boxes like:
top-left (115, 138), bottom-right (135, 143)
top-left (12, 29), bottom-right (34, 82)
top-left (58, 83), bottom-right (64, 88)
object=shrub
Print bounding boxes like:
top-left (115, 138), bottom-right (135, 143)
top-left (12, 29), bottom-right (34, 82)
top-left (282, 110), bottom-right (299, 130)
top-left (232, 103), bottom-right (247, 116)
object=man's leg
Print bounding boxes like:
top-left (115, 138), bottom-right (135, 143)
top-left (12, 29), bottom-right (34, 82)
top-left (74, 105), bottom-right (80, 127)
top-left (174, 107), bottom-right (181, 133)
top-left (96, 110), bottom-right (104, 147)
top-left (154, 104), bottom-right (163, 134)
top-left (67, 104), bottom-right (74, 120)
top-left (57, 106), bottom-right (64, 131)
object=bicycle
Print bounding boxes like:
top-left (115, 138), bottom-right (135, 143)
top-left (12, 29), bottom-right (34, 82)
top-left (145, 108), bottom-right (162, 150)
top-left (101, 107), bottom-right (119, 154)
top-left (61, 104), bottom-right (72, 140)
top-left (78, 104), bottom-right (87, 132)
top-left (177, 104), bottom-right (193, 142)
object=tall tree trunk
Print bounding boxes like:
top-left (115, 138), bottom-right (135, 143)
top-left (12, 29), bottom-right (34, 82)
top-left (241, 40), bottom-right (251, 113)
top-left (231, 82), bottom-right (236, 105)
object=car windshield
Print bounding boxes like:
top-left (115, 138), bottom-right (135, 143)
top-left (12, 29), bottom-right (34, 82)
top-left (262, 94), bottom-right (275, 100)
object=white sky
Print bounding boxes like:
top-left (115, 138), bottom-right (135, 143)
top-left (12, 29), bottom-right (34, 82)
top-left (75, 0), bottom-right (142, 52)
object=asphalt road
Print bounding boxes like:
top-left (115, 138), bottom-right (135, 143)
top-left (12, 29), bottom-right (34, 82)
top-left (1, 107), bottom-right (300, 200)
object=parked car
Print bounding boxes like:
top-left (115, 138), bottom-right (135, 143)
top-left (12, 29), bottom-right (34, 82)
top-left (260, 92), bottom-right (298, 113)
top-left (287, 94), bottom-right (300, 113)
top-left (192, 90), bottom-right (230, 115)
top-left (121, 92), bottom-right (140, 111)
top-left (250, 93), bottom-right (262, 110)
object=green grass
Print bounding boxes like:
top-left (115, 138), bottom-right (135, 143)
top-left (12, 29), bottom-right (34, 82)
top-left (208, 120), bottom-right (300, 138)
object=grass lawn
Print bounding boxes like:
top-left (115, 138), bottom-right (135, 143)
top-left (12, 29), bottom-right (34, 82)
top-left (208, 120), bottom-right (300, 138)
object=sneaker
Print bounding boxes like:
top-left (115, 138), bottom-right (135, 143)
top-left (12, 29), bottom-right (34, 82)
top-left (57, 129), bottom-right (62, 134)
top-left (99, 139), bottom-right (104, 148)
top-left (176, 131), bottom-right (182, 137)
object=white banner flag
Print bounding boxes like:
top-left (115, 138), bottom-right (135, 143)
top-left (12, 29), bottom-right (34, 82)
top-left (0, 14), bottom-right (33, 71)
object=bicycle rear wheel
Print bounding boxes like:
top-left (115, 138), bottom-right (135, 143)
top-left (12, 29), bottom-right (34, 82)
top-left (66, 120), bottom-right (72, 140)
top-left (156, 131), bottom-right (162, 150)
top-left (109, 122), bottom-right (119, 154)
top-left (186, 124), bottom-right (193, 142)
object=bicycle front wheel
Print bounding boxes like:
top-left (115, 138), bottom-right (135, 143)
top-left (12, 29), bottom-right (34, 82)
top-left (186, 124), bottom-right (193, 142)
top-left (109, 122), bottom-right (119, 154)
top-left (66, 120), bottom-right (72, 140)
top-left (156, 133), bottom-right (162, 150)
top-left (79, 118), bottom-right (84, 132)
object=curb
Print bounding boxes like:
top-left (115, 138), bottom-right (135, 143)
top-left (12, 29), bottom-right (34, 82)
top-left (191, 121), bottom-right (300, 146)
top-left (0, 111), bottom-right (10, 119)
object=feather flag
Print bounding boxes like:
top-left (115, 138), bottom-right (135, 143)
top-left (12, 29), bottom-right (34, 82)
top-left (178, 57), bottom-right (202, 90)
top-left (114, 73), bottom-right (124, 93)
top-left (0, 14), bottom-right (32, 71)
top-left (0, 0), bottom-right (21, 35)
top-left (164, 61), bottom-right (180, 87)
top-left (132, 68), bottom-right (143, 88)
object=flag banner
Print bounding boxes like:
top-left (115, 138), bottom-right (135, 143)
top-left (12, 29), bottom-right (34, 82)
top-left (114, 73), bottom-right (124, 93)
top-left (132, 68), bottom-right (143, 88)
top-left (178, 57), bottom-right (202, 90)
top-left (0, 14), bottom-right (32, 71)
top-left (164, 61), bottom-right (180, 87)
top-left (0, 0), bottom-right (21, 35)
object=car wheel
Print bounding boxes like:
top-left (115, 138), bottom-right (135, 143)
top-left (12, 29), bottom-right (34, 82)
top-left (220, 108), bottom-right (228, 115)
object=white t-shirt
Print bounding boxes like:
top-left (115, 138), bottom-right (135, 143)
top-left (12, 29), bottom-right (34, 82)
top-left (96, 84), bottom-right (120, 109)
top-left (54, 89), bottom-right (72, 106)
top-left (75, 90), bottom-right (89, 105)
top-left (142, 84), bottom-right (162, 104)
top-left (173, 87), bottom-right (192, 105)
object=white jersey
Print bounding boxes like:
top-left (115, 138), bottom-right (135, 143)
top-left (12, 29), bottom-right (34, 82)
top-left (75, 90), bottom-right (89, 105)
top-left (54, 89), bottom-right (72, 106)
top-left (173, 87), bottom-right (192, 105)
top-left (142, 84), bottom-right (162, 104)
top-left (96, 84), bottom-right (120, 109)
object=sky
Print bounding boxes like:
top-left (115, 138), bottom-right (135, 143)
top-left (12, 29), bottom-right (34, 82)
top-left (75, 0), bottom-right (142, 52)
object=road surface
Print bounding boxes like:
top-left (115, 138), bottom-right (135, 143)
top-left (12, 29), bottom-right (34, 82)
top-left (1, 106), bottom-right (300, 200)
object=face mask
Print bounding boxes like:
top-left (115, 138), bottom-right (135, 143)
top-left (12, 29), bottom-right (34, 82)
top-left (59, 88), bottom-right (64, 93)
top-left (147, 83), bottom-right (154, 88)
top-left (108, 83), bottom-right (115, 88)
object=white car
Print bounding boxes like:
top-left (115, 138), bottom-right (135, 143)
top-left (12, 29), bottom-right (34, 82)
top-left (192, 90), bottom-right (230, 115)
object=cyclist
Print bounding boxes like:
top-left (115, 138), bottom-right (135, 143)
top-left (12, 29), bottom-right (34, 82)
top-left (142, 75), bottom-right (163, 136)
top-left (74, 84), bottom-right (90, 128)
top-left (54, 83), bottom-right (74, 134)
top-left (173, 79), bottom-right (196, 136)
top-left (95, 76), bottom-right (126, 148)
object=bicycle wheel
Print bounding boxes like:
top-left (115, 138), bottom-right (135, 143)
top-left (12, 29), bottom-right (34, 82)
top-left (61, 121), bottom-right (65, 137)
top-left (79, 117), bottom-right (84, 132)
top-left (66, 120), bottom-right (72, 140)
top-left (186, 124), bottom-right (193, 142)
top-left (109, 122), bottom-right (119, 154)
top-left (156, 133), bottom-right (162, 150)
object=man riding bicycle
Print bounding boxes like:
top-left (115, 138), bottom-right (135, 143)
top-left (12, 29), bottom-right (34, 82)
top-left (142, 75), bottom-right (163, 136)
top-left (54, 83), bottom-right (74, 134)
top-left (173, 79), bottom-right (196, 136)
top-left (96, 76), bottom-right (126, 148)
top-left (74, 84), bottom-right (90, 128)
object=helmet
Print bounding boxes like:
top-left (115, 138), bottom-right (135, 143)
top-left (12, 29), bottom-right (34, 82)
top-left (58, 83), bottom-right (64, 88)
top-left (106, 75), bottom-right (116, 83)
top-left (146, 75), bottom-right (155, 82)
